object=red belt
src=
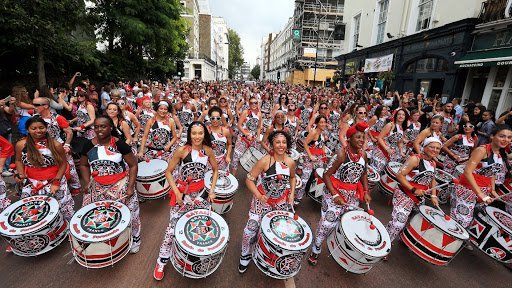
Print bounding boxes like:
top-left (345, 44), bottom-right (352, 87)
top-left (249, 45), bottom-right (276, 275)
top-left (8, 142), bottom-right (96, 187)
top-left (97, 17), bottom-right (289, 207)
top-left (459, 173), bottom-right (491, 189)
top-left (309, 147), bottom-right (324, 155)
top-left (330, 176), bottom-right (364, 202)
top-left (93, 171), bottom-right (127, 185)
top-left (401, 183), bottom-right (429, 204)
top-left (257, 185), bottom-right (289, 206)
top-left (169, 179), bottom-right (205, 207)
top-left (25, 164), bottom-right (70, 181)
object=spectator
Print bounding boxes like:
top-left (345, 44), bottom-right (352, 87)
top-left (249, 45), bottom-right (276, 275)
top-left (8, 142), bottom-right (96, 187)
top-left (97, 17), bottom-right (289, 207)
top-left (477, 109), bottom-right (496, 145)
top-left (452, 97), bottom-right (463, 125)
top-left (496, 106), bottom-right (512, 126)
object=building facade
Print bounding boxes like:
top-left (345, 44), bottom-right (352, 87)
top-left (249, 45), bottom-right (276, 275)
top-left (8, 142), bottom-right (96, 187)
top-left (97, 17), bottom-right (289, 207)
top-left (267, 17), bottom-right (294, 82)
top-left (337, 0), bottom-right (485, 101)
top-left (455, 0), bottom-right (512, 115)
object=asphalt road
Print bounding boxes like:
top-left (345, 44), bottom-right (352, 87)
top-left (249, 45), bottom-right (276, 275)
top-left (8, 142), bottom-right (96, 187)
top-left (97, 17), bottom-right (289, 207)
top-left (0, 169), bottom-right (510, 288)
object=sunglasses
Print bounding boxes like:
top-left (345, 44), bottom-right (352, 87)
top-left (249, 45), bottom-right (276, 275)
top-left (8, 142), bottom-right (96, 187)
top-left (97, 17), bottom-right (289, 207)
top-left (289, 109), bottom-right (296, 111)
top-left (211, 116), bottom-right (222, 121)
top-left (320, 107), bottom-right (328, 110)
top-left (78, 95), bottom-right (85, 98)
top-left (463, 124), bottom-right (474, 129)
top-left (250, 102), bottom-right (258, 105)
top-left (33, 103), bottom-right (46, 107)
top-left (220, 99), bottom-right (227, 102)
top-left (357, 111), bottom-right (367, 115)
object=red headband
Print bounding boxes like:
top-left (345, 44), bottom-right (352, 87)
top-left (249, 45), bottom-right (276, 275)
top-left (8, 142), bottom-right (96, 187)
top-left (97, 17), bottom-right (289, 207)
top-left (346, 122), bottom-right (369, 138)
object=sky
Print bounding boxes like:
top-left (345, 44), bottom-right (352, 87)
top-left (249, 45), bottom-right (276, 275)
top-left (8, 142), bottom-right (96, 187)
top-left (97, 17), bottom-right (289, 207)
top-left (210, 0), bottom-right (295, 68)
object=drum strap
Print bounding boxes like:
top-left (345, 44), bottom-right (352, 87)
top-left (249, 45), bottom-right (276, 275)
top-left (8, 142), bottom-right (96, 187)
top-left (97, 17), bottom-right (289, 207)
top-left (309, 147), bottom-right (325, 156)
top-left (93, 171), bottom-right (128, 185)
top-left (329, 176), bottom-right (363, 201)
top-left (257, 185), bottom-right (289, 206)
top-left (170, 179), bottom-right (205, 206)
top-left (401, 183), bottom-right (428, 204)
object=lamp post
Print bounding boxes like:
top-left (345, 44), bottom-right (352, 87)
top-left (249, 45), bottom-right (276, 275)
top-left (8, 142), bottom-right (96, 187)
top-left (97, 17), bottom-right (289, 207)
top-left (313, 16), bottom-right (320, 87)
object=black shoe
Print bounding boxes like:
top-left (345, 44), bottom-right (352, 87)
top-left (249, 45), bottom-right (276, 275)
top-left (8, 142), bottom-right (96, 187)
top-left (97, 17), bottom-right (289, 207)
top-left (238, 263), bottom-right (249, 274)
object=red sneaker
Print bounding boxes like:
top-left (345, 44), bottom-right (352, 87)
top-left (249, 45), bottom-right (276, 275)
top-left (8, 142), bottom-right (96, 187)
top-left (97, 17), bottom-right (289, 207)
top-left (153, 263), bottom-right (165, 281)
top-left (5, 246), bottom-right (12, 253)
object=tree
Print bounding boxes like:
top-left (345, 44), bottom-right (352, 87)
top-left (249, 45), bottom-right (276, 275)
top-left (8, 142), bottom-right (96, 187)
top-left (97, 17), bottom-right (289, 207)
top-left (88, 0), bottom-right (189, 80)
top-left (0, 0), bottom-right (92, 87)
top-left (228, 29), bottom-right (244, 79)
top-left (250, 64), bottom-right (261, 80)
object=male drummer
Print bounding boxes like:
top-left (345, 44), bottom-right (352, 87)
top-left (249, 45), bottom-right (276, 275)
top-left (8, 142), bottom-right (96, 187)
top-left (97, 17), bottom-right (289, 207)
top-left (308, 123), bottom-right (371, 265)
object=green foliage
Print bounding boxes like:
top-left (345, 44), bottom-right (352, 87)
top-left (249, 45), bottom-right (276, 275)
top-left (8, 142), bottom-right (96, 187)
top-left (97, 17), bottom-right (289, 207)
top-left (251, 64), bottom-right (261, 80)
top-left (228, 28), bottom-right (244, 79)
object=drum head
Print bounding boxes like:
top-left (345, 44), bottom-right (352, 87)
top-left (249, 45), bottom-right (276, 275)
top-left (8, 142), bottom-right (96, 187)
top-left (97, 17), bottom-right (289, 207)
top-left (70, 201), bottom-right (131, 242)
top-left (0, 196), bottom-right (60, 236)
top-left (435, 169), bottom-right (454, 182)
top-left (485, 206), bottom-right (512, 236)
top-left (137, 159), bottom-right (167, 177)
top-left (260, 210), bottom-right (312, 251)
top-left (387, 162), bottom-right (402, 174)
top-left (250, 147), bottom-right (265, 160)
top-left (175, 209), bottom-right (229, 256)
top-left (341, 211), bottom-right (391, 258)
top-left (315, 168), bottom-right (324, 178)
top-left (367, 166), bottom-right (380, 182)
top-left (455, 165), bottom-right (465, 175)
top-left (418, 205), bottom-right (469, 240)
top-left (204, 170), bottom-right (238, 195)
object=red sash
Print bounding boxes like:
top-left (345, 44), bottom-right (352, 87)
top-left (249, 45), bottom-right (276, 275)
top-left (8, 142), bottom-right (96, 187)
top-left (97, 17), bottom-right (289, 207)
top-left (309, 147), bottom-right (325, 156)
top-left (169, 179), bottom-right (205, 207)
top-left (25, 164), bottom-right (70, 181)
top-left (330, 176), bottom-right (364, 202)
top-left (257, 185), bottom-right (290, 206)
top-left (93, 171), bottom-right (127, 185)
top-left (401, 183), bottom-right (429, 204)
top-left (459, 173), bottom-right (491, 190)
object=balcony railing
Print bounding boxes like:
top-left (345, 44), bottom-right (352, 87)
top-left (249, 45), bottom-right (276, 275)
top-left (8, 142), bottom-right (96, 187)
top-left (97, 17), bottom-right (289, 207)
top-left (478, 0), bottom-right (511, 24)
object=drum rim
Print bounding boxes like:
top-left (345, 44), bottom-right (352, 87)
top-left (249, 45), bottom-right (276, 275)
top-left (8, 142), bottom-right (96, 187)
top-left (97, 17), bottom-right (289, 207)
top-left (417, 205), bottom-right (469, 240)
top-left (174, 209), bottom-right (230, 256)
top-left (340, 210), bottom-right (391, 258)
top-left (204, 170), bottom-right (239, 194)
top-left (484, 206), bottom-right (512, 236)
top-left (0, 196), bottom-right (60, 236)
top-left (137, 159), bottom-right (168, 177)
top-left (260, 210), bottom-right (312, 251)
top-left (69, 201), bottom-right (132, 241)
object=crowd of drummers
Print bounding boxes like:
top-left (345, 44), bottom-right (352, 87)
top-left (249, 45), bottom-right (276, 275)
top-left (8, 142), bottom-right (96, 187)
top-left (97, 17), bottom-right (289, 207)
top-left (0, 77), bottom-right (511, 280)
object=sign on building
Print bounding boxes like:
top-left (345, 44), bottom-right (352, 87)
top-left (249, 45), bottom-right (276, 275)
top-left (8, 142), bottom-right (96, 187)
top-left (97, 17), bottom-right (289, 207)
top-left (303, 47), bottom-right (317, 58)
top-left (363, 54), bottom-right (394, 73)
top-left (292, 29), bottom-right (301, 41)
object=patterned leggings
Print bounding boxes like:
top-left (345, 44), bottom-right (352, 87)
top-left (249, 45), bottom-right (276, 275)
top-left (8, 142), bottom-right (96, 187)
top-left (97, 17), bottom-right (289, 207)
top-left (296, 155), bottom-right (324, 201)
top-left (312, 188), bottom-right (359, 254)
top-left (385, 188), bottom-right (418, 242)
top-left (450, 184), bottom-right (490, 228)
top-left (66, 153), bottom-right (81, 191)
top-left (157, 191), bottom-right (210, 265)
top-left (0, 176), bottom-right (9, 212)
top-left (239, 197), bottom-right (290, 266)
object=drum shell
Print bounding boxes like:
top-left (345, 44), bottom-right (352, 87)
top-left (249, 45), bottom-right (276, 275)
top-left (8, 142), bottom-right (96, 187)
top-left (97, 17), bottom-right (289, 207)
top-left (401, 212), bottom-right (466, 265)
top-left (240, 147), bottom-right (264, 172)
top-left (70, 227), bottom-right (131, 268)
top-left (367, 166), bottom-right (381, 190)
top-left (468, 208), bottom-right (512, 263)
top-left (306, 168), bottom-right (324, 203)
top-left (378, 162), bottom-right (401, 196)
top-left (434, 169), bottom-right (455, 204)
top-left (136, 160), bottom-right (171, 199)
top-left (170, 238), bottom-right (228, 278)
top-left (204, 171), bottom-right (238, 215)
top-left (452, 165), bottom-right (465, 179)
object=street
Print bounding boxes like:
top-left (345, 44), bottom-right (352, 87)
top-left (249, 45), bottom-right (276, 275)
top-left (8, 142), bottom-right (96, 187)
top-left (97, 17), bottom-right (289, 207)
top-left (0, 169), bottom-right (510, 288)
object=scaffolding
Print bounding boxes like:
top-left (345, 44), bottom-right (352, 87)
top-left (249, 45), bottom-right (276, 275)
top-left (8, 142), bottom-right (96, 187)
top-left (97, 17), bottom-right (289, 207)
top-left (292, 0), bottom-right (344, 70)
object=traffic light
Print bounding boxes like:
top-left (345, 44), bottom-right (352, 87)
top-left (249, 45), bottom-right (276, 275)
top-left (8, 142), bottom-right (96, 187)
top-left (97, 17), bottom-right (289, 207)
top-left (176, 60), bottom-right (184, 76)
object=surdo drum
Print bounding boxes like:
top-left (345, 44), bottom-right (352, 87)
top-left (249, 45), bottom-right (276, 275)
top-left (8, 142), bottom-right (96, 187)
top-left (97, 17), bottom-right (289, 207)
top-left (367, 166), bottom-right (381, 191)
top-left (378, 162), bottom-right (402, 196)
top-left (69, 201), bottom-right (132, 268)
top-left (0, 196), bottom-right (68, 256)
top-left (204, 170), bottom-right (238, 215)
top-left (327, 210), bottom-right (391, 274)
top-left (306, 168), bottom-right (325, 204)
top-left (288, 149), bottom-right (300, 162)
top-left (496, 179), bottom-right (512, 205)
top-left (468, 206), bottom-right (512, 263)
top-left (401, 205), bottom-right (469, 265)
top-left (136, 159), bottom-right (171, 199)
top-left (171, 209), bottom-right (229, 278)
top-left (453, 165), bottom-right (465, 179)
top-left (253, 210), bottom-right (312, 279)
top-left (240, 147), bottom-right (265, 172)
top-left (434, 169), bottom-right (456, 204)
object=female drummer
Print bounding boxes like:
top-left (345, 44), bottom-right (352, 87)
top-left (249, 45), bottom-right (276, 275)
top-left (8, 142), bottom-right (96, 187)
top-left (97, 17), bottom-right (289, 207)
top-left (138, 101), bottom-right (178, 161)
top-left (441, 121), bottom-right (478, 176)
top-left (239, 130), bottom-right (296, 273)
top-left (284, 103), bottom-right (300, 147)
top-left (413, 114), bottom-right (446, 154)
top-left (232, 97), bottom-right (262, 174)
top-left (308, 122), bottom-right (371, 265)
top-left (80, 116), bottom-right (141, 254)
top-left (0, 136), bottom-right (14, 212)
top-left (367, 105), bottom-right (389, 149)
top-left (261, 110), bottom-right (287, 153)
top-left (371, 108), bottom-right (409, 174)
top-left (450, 125), bottom-right (512, 229)
top-left (72, 90), bottom-right (96, 140)
top-left (153, 121), bottom-right (218, 281)
top-left (339, 105), bottom-right (367, 149)
top-left (296, 115), bottom-right (328, 205)
top-left (15, 116), bottom-right (75, 221)
top-left (385, 137), bottom-right (441, 243)
top-left (105, 102), bottom-right (132, 145)
top-left (208, 107), bottom-right (232, 171)
top-left (135, 96), bottom-right (155, 138)
top-left (403, 110), bottom-right (422, 156)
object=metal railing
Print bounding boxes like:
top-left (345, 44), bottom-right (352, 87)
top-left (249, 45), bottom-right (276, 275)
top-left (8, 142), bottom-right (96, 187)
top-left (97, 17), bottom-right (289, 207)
top-left (478, 0), bottom-right (511, 23)
top-left (303, 2), bottom-right (344, 15)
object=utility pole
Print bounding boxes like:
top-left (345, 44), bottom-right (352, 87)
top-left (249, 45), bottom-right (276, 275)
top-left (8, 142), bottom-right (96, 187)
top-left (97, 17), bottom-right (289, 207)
top-left (313, 1), bottom-right (320, 87)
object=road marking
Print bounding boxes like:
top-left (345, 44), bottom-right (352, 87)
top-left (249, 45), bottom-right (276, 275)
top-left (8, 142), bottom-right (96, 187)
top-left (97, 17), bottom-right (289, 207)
top-left (284, 277), bottom-right (296, 288)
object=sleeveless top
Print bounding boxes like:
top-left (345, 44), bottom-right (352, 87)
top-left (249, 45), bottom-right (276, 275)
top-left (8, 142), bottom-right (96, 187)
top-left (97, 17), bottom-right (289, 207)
top-left (210, 130), bottom-right (227, 159)
top-left (83, 138), bottom-right (131, 176)
top-left (451, 134), bottom-right (477, 158)
top-left (300, 106), bottom-right (313, 128)
top-left (257, 161), bottom-right (290, 198)
top-left (148, 117), bottom-right (173, 150)
top-left (284, 116), bottom-right (298, 136)
top-left (243, 110), bottom-right (260, 132)
top-left (371, 117), bottom-right (388, 134)
top-left (475, 144), bottom-right (504, 179)
top-left (329, 151), bottom-right (366, 184)
top-left (123, 111), bottom-right (135, 136)
top-left (385, 123), bottom-right (404, 147)
top-left (43, 113), bottom-right (65, 143)
top-left (261, 100), bottom-right (272, 114)
top-left (21, 140), bottom-right (57, 168)
top-left (177, 105), bottom-right (194, 128)
top-left (405, 122), bottom-right (421, 142)
top-left (308, 132), bottom-right (326, 148)
top-left (406, 156), bottom-right (436, 186)
top-left (76, 104), bottom-right (91, 128)
top-left (138, 109), bottom-right (154, 130)
top-left (177, 148), bottom-right (209, 183)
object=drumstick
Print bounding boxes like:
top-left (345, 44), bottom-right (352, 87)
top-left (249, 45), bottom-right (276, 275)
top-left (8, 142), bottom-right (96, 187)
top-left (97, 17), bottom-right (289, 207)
top-left (424, 178), bottom-right (460, 194)
top-left (490, 193), bottom-right (511, 203)
top-left (366, 203), bottom-right (376, 230)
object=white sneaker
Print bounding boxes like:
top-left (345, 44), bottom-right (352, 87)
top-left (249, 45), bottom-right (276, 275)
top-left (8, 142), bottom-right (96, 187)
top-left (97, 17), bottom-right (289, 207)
top-left (1, 171), bottom-right (13, 177)
top-left (130, 238), bottom-right (141, 254)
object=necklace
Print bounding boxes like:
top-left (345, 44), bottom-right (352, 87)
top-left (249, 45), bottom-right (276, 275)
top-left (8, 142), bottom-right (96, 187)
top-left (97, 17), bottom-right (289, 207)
top-left (346, 146), bottom-right (362, 162)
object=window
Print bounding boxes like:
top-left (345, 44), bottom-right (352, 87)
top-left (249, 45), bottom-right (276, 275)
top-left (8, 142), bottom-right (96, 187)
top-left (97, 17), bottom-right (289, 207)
top-left (376, 0), bottom-right (389, 44)
top-left (416, 0), bottom-right (433, 31)
top-left (352, 14), bottom-right (361, 51)
top-left (405, 57), bottom-right (448, 73)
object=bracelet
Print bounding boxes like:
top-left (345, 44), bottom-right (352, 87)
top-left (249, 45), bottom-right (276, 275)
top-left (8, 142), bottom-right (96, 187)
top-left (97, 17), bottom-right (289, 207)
top-left (332, 194), bottom-right (339, 199)
top-left (431, 195), bottom-right (438, 198)
top-left (246, 173), bottom-right (256, 181)
top-left (51, 178), bottom-right (60, 185)
top-left (80, 125), bottom-right (86, 130)
top-left (482, 196), bottom-right (491, 202)
top-left (64, 143), bottom-right (71, 148)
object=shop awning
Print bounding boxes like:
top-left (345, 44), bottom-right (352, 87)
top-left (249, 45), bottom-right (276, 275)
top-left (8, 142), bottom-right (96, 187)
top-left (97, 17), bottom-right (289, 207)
top-left (455, 48), bottom-right (512, 68)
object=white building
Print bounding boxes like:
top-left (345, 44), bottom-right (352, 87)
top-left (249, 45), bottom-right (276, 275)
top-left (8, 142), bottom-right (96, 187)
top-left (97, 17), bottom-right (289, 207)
top-left (267, 17), bottom-right (295, 82)
top-left (260, 33), bottom-right (277, 80)
top-left (213, 17), bottom-right (229, 80)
